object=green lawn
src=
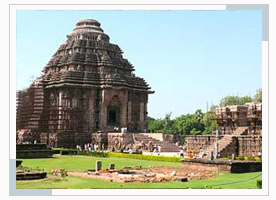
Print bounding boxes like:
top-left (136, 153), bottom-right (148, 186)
top-left (19, 155), bottom-right (182, 172)
top-left (16, 155), bottom-right (262, 189)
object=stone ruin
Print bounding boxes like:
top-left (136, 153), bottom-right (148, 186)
top-left (66, 161), bottom-right (217, 183)
top-left (186, 103), bottom-right (262, 158)
top-left (16, 19), bottom-right (157, 149)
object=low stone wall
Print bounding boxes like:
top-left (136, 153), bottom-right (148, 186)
top-left (186, 135), bottom-right (222, 154)
top-left (182, 159), bottom-right (262, 173)
top-left (238, 136), bottom-right (262, 157)
top-left (16, 144), bottom-right (52, 158)
top-left (186, 135), bottom-right (262, 157)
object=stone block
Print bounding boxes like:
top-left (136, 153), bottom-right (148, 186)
top-left (96, 160), bottom-right (102, 172)
top-left (109, 163), bottom-right (115, 170)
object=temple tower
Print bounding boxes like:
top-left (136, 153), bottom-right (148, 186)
top-left (16, 19), bottom-right (154, 147)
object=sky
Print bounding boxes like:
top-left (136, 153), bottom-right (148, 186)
top-left (16, 10), bottom-right (262, 119)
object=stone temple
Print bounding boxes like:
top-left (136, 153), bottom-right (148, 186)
top-left (16, 19), bottom-right (157, 148)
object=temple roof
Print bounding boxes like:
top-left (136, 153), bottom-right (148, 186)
top-left (70, 19), bottom-right (106, 37)
top-left (40, 19), bottom-right (153, 93)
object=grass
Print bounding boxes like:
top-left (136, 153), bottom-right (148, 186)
top-left (16, 155), bottom-right (262, 189)
top-left (18, 155), bottom-right (182, 172)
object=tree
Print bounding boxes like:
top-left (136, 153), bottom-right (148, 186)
top-left (147, 117), bottom-right (164, 133)
top-left (220, 95), bottom-right (253, 107)
top-left (254, 88), bottom-right (262, 103)
top-left (172, 110), bottom-right (205, 136)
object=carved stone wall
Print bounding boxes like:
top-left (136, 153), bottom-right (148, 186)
top-left (16, 129), bottom-right (40, 144)
top-left (107, 133), bottom-right (134, 151)
top-left (186, 135), bottom-right (262, 157)
top-left (186, 135), bottom-right (220, 154)
top-left (238, 136), bottom-right (262, 157)
top-left (91, 132), bottom-right (108, 150)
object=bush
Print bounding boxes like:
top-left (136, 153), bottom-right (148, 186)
top-left (52, 148), bottom-right (79, 155)
top-left (235, 156), bottom-right (245, 160)
top-left (51, 148), bottom-right (182, 163)
top-left (255, 157), bottom-right (262, 162)
top-left (107, 152), bottom-right (182, 163)
top-left (60, 149), bottom-right (78, 155)
top-left (51, 148), bottom-right (62, 154)
top-left (77, 150), bottom-right (108, 157)
top-left (257, 180), bottom-right (262, 189)
top-left (245, 156), bottom-right (256, 161)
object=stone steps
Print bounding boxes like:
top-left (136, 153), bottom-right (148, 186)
top-left (133, 134), bottom-right (179, 152)
top-left (201, 127), bottom-right (248, 158)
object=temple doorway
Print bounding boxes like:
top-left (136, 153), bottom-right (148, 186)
top-left (107, 95), bottom-right (121, 127)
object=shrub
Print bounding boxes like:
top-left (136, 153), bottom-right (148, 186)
top-left (245, 156), bottom-right (256, 161)
top-left (235, 156), bottom-right (245, 160)
top-left (51, 148), bottom-right (182, 163)
top-left (77, 150), bottom-right (108, 157)
top-left (107, 152), bottom-right (182, 163)
top-left (257, 180), bottom-right (262, 189)
top-left (255, 157), bottom-right (262, 162)
top-left (60, 149), bottom-right (78, 155)
top-left (51, 148), bottom-right (61, 154)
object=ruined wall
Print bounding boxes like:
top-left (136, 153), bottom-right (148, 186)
top-left (40, 132), bottom-right (91, 148)
top-left (238, 136), bottom-right (262, 157)
top-left (186, 135), bottom-right (221, 153)
top-left (16, 129), bottom-right (41, 144)
top-left (186, 135), bottom-right (262, 157)
top-left (107, 133), bottom-right (134, 151)
top-left (91, 132), bottom-right (108, 150)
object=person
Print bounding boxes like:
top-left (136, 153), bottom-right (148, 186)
top-left (188, 151), bottom-right (193, 159)
top-left (128, 148), bottom-right (133, 154)
top-left (153, 144), bottom-right (157, 152)
top-left (258, 151), bottom-right (262, 158)
top-left (199, 148), bottom-right (204, 158)
top-left (180, 149), bottom-right (184, 157)
top-left (34, 140), bottom-right (37, 144)
top-left (157, 145), bottom-right (161, 153)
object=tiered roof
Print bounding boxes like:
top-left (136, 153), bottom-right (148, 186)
top-left (41, 19), bottom-right (153, 93)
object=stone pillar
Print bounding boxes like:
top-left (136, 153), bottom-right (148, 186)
top-left (58, 90), bottom-right (63, 130)
top-left (139, 102), bottom-right (145, 131)
top-left (215, 143), bottom-right (219, 159)
top-left (120, 91), bottom-right (128, 127)
top-left (210, 151), bottom-right (214, 160)
top-left (88, 90), bottom-right (94, 131)
top-left (101, 90), bottom-right (108, 129)
top-left (128, 101), bottom-right (132, 123)
top-left (95, 160), bottom-right (102, 172)
top-left (109, 163), bottom-right (115, 170)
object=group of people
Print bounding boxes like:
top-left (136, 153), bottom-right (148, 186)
top-left (76, 143), bottom-right (104, 151)
top-left (152, 144), bottom-right (162, 153)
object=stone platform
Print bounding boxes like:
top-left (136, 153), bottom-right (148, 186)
top-left (16, 144), bottom-right (52, 158)
top-left (182, 158), bottom-right (262, 173)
